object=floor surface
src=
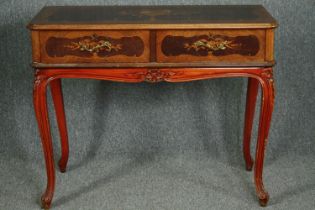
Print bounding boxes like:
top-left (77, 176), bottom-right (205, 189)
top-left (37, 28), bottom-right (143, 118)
top-left (1, 152), bottom-right (314, 210)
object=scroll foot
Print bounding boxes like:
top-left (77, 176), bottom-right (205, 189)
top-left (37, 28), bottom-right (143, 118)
top-left (41, 195), bottom-right (52, 210)
top-left (258, 192), bottom-right (269, 207)
top-left (245, 160), bottom-right (253, 171)
top-left (58, 159), bottom-right (67, 173)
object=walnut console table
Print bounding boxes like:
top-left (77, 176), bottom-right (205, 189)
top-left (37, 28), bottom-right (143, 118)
top-left (28, 5), bottom-right (277, 209)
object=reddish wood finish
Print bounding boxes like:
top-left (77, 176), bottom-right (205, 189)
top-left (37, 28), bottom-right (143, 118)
top-left (50, 79), bottom-right (69, 173)
top-left (254, 68), bottom-right (274, 207)
top-left (34, 69), bottom-right (274, 209)
top-left (33, 71), bottom-right (56, 209)
top-left (33, 67), bottom-right (274, 208)
top-left (243, 78), bottom-right (259, 171)
top-left (29, 5), bottom-right (277, 209)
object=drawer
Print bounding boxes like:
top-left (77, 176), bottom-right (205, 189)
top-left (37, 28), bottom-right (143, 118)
top-left (156, 30), bottom-right (267, 63)
top-left (39, 30), bottom-right (150, 63)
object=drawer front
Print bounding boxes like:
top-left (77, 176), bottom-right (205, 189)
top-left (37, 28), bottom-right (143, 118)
top-left (156, 30), bottom-right (266, 63)
top-left (39, 31), bottom-right (150, 63)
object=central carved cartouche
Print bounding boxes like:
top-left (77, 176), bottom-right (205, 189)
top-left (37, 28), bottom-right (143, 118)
top-left (138, 69), bottom-right (177, 82)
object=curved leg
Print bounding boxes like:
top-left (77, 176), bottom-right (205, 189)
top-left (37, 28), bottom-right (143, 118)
top-left (50, 79), bottom-right (69, 173)
top-left (33, 73), bottom-right (56, 209)
top-left (31, 67), bottom-right (276, 208)
top-left (243, 78), bottom-right (259, 171)
top-left (254, 69), bottom-right (274, 206)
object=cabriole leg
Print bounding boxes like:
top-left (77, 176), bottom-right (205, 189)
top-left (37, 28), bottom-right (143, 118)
top-left (254, 68), bottom-right (275, 206)
top-left (243, 78), bottom-right (259, 171)
top-left (50, 79), bottom-right (69, 173)
top-left (33, 72), bottom-right (56, 209)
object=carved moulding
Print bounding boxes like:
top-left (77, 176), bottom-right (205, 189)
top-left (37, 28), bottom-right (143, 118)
top-left (34, 67), bottom-right (273, 85)
top-left (131, 69), bottom-right (178, 82)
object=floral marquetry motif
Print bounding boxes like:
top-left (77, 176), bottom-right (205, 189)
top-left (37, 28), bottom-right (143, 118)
top-left (184, 34), bottom-right (239, 52)
top-left (162, 34), bottom-right (260, 57)
top-left (45, 34), bottom-right (145, 58)
top-left (65, 34), bottom-right (122, 53)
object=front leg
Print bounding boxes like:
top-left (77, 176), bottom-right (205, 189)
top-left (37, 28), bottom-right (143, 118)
top-left (254, 68), bottom-right (275, 206)
top-left (33, 71), bottom-right (56, 209)
top-left (243, 78), bottom-right (259, 171)
top-left (50, 79), bottom-right (69, 173)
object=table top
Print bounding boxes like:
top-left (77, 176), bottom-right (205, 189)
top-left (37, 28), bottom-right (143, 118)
top-left (28, 5), bottom-right (277, 30)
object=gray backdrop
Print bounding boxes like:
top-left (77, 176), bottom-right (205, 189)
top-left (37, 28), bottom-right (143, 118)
top-left (1, 0), bottom-right (314, 210)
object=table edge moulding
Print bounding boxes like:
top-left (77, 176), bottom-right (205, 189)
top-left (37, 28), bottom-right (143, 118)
top-left (27, 5), bottom-right (278, 209)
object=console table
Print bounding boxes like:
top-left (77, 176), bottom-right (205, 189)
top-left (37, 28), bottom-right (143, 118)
top-left (28, 5), bottom-right (277, 209)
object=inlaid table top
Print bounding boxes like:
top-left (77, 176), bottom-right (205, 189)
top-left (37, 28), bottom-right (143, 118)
top-left (28, 5), bottom-right (277, 29)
